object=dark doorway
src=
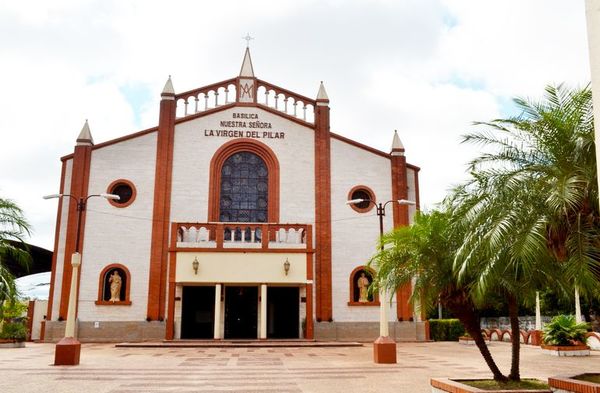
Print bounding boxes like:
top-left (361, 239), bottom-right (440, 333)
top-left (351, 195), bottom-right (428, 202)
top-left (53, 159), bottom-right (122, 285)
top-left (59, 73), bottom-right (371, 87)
top-left (267, 287), bottom-right (299, 339)
top-left (181, 286), bottom-right (215, 339)
top-left (225, 286), bottom-right (258, 339)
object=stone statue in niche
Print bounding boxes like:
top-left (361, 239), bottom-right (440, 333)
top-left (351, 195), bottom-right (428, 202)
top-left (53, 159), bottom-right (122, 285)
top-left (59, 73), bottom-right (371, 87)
top-left (357, 272), bottom-right (370, 302)
top-left (109, 270), bottom-right (122, 302)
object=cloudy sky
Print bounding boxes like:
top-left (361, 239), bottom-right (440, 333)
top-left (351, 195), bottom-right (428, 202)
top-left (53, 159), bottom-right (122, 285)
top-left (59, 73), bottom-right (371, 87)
top-left (0, 0), bottom-right (591, 250)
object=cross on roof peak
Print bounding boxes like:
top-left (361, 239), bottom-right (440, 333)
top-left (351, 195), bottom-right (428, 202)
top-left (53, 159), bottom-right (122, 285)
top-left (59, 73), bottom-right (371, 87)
top-left (242, 33), bottom-right (254, 48)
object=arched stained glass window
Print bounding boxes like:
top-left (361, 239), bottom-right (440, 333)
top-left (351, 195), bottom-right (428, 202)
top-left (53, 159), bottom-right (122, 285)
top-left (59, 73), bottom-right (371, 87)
top-left (220, 152), bottom-right (268, 223)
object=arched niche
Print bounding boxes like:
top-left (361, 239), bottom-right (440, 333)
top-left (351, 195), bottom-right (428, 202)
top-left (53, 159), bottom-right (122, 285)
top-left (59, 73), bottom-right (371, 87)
top-left (95, 264), bottom-right (132, 306)
top-left (348, 266), bottom-right (379, 306)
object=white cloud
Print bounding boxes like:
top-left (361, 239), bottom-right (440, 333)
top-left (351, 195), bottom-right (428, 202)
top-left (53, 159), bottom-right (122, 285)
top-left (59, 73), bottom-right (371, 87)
top-left (0, 0), bottom-right (590, 249)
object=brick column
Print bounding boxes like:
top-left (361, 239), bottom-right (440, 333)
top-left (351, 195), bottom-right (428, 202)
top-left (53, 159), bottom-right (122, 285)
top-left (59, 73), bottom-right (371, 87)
top-left (314, 84), bottom-right (332, 322)
top-left (58, 129), bottom-right (93, 320)
top-left (147, 78), bottom-right (176, 321)
top-left (390, 133), bottom-right (412, 321)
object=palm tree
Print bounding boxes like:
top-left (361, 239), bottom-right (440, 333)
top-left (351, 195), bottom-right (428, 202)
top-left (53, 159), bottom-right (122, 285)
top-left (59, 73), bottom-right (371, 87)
top-left (451, 84), bottom-right (599, 381)
top-left (448, 178), bottom-right (564, 381)
top-left (0, 197), bottom-right (31, 303)
top-left (370, 210), bottom-right (508, 381)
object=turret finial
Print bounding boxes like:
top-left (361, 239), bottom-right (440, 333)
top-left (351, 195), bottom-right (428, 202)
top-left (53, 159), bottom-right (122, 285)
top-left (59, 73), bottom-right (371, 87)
top-left (391, 130), bottom-right (405, 156)
top-left (76, 119), bottom-right (94, 146)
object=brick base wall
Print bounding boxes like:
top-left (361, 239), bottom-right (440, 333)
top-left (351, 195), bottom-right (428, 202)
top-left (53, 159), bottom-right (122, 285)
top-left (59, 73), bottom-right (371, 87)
top-left (314, 321), bottom-right (428, 342)
top-left (44, 321), bottom-right (166, 343)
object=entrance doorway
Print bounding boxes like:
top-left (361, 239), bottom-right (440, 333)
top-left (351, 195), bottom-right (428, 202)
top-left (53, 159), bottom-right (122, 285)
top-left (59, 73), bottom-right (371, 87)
top-left (224, 286), bottom-right (258, 339)
top-left (181, 286), bottom-right (215, 339)
top-left (267, 287), bottom-right (299, 339)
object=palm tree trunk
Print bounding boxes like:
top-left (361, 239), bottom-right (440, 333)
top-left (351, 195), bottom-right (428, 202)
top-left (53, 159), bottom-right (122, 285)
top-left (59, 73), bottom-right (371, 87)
top-left (451, 305), bottom-right (508, 382)
top-left (507, 294), bottom-right (521, 381)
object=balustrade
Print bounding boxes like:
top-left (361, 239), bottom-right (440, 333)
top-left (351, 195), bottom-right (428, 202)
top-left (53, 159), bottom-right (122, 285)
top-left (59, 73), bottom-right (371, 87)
top-left (175, 222), bottom-right (309, 250)
top-left (172, 78), bottom-right (316, 124)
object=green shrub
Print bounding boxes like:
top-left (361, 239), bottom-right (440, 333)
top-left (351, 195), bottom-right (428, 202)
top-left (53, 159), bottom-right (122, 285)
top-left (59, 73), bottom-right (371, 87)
top-left (0, 320), bottom-right (27, 341)
top-left (429, 319), bottom-right (465, 341)
top-left (542, 314), bottom-right (589, 346)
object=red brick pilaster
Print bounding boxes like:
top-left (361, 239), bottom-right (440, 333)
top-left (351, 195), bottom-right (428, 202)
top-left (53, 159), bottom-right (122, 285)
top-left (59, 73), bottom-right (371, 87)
top-left (46, 160), bottom-right (66, 323)
top-left (305, 225), bottom-right (314, 338)
top-left (147, 86), bottom-right (176, 321)
top-left (314, 94), bottom-right (332, 322)
top-left (390, 142), bottom-right (412, 321)
top-left (58, 141), bottom-right (92, 320)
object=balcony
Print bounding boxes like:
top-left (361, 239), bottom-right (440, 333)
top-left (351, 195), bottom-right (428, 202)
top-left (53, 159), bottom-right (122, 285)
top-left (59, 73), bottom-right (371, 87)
top-left (172, 222), bottom-right (312, 252)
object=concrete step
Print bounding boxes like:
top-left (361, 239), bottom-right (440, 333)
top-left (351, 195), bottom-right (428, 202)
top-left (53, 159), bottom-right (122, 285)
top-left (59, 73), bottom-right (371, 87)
top-left (116, 339), bottom-right (363, 348)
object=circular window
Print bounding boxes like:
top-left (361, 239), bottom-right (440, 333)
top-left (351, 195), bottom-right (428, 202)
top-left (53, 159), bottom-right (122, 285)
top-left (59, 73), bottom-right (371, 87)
top-left (348, 186), bottom-right (375, 213)
top-left (107, 179), bottom-right (137, 208)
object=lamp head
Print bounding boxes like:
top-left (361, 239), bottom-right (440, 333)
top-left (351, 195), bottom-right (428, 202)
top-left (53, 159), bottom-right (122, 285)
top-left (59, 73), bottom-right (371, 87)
top-left (346, 198), bottom-right (365, 205)
top-left (397, 199), bottom-right (416, 206)
top-left (100, 193), bottom-right (120, 200)
top-left (43, 194), bottom-right (62, 200)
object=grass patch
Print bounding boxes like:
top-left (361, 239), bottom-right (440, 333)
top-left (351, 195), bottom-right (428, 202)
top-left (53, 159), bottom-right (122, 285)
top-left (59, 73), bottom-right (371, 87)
top-left (461, 379), bottom-right (549, 390)
top-left (574, 374), bottom-right (600, 384)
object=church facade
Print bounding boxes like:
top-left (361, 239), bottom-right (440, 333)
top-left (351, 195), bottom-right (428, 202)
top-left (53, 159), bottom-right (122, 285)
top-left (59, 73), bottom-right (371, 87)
top-left (43, 49), bottom-right (426, 342)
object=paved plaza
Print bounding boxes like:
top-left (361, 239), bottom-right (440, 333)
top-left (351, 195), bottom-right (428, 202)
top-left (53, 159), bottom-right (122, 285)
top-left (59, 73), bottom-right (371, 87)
top-left (0, 341), bottom-right (598, 392)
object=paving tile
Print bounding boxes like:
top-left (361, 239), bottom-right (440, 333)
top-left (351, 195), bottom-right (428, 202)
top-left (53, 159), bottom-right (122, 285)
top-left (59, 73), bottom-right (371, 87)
top-left (0, 342), bottom-right (598, 392)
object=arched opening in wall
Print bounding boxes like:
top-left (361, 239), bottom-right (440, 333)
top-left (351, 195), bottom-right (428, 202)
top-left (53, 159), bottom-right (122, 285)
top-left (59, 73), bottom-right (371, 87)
top-left (348, 266), bottom-right (379, 306)
top-left (208, 139), bottom-right (280, 223)
top-left (96, 264), bottom-right (131, 305)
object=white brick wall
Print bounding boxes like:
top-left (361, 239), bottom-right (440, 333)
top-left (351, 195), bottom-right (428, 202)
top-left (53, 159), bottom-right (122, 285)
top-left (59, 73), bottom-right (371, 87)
top-left (50, 159), bottom-right (72, 320)
top-left (170, 107), bottom-right (315, 226)
top-left (53, 107), bottom-right (418, 327)
top-left (77, 133), bottom-right (157, 321)
top-left (330, 138), bottom-right (396, 322)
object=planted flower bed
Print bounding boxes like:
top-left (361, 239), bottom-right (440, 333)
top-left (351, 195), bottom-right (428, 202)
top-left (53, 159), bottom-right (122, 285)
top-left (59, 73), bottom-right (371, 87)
top-left (541, 315), bottom-right (590, 357)
top-left (431, 377), bottom-right (550, 392)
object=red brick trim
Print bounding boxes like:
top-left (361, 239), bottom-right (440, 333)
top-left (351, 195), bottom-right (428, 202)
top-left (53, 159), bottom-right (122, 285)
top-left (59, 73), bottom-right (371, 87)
top-left (147, 96), bottom-right (176, 321)
top-left (26, 300), bottom-right (34, 341)
top-left (431, 378), bottom-right (551, 393)
top-left (541, 344), bottom-right (590, 351)
top-left (95, 263), bottom-right (131, 304)
top-left (59, 143), bottom-right (92, 320)
top-left (347, 301), bottom-right (381, 307)
top-left (207, 138), bottom-right (280, 223)
top-left (391, 151), bottom-right (412, 321)
top-left (106, 179), bottom-right (137, 208)
top-left (348, 265), bottom-right (379, 306)
top-left (330, 133), bottom-right (390, 159)
top-left (500, 330), bottom-right (512, 341)
top-left (412, 167), bottom-right (421, 211)
top-left (165, 253), bottom-right (176, 339)
top-left (61, 126), bottom-right (159, 161)
top-left (314, 103), bottom-right (332, 322)
top-left (46, 160), bottom-right (66, 322)
top-left (170, 247), bottom-right (314, 254)
top-left (549, 375), bottom-right (600, 393)
top-left (347, 185), bottom-right (376, 213)
top-left (305, 228), bottom-right (314, 339)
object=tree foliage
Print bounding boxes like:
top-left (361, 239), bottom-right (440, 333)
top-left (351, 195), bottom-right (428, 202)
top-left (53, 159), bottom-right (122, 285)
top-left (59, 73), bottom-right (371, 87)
top-left (0, 197), bottom-right (31, 303)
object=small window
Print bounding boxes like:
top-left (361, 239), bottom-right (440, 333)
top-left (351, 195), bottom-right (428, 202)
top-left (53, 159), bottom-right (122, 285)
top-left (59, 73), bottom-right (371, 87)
top-left (347, 186), bottom-right (375, 213)
top-left (107, 179), bottom-right (136, 208)
top-left (348, 266), bottom-right (379, 306)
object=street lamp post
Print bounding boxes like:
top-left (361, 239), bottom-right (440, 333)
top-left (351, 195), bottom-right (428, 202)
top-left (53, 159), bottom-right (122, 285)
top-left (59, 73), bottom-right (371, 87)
top-left (346, 198), bottom-right (415, 364)
top-left (43, 193), bottom-right (119, 365)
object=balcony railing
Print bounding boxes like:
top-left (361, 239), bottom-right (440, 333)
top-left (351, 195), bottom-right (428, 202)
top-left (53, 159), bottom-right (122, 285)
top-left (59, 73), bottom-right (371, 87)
top-left (173, 222), bottom-right (311, 251)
